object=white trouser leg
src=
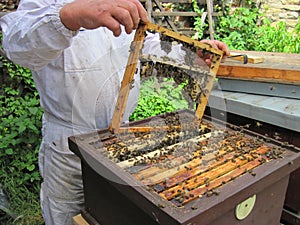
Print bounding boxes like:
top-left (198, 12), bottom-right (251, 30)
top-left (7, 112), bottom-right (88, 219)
top-left (39, 117), bottom-right (85, 225)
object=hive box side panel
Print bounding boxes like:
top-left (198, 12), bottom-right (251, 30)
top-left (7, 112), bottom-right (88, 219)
top-left (82, 162), bottom-right (181, 225)
top-left (208, 176), bottom-right (289, 225)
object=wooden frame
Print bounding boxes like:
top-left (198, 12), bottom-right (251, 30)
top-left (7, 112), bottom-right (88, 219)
top-left (109, 22), bottom-right (224, 134)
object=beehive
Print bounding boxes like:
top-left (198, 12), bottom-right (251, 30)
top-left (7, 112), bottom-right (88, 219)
top-left (68, 23), bottom-right (300, 225)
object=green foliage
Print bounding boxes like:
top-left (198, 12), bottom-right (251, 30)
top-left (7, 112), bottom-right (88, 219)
top-left (213, 4), bottom-right (300, 53)
top-left (253, 18), bottom-right (300, 53)
top-left (130, 78), bottom-right (189, 121)
top-left (0, 59), bottom-right (42, 187)
top-left (191, 0), bottom-right (207, 40)
top-left (0, 36), bottom-right (43, 223)
top-left (214, 6), bottom-right (260, 50)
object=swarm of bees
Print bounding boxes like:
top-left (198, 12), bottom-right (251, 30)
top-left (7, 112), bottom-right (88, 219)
top-left (139, 28), bottom-right (215, 105)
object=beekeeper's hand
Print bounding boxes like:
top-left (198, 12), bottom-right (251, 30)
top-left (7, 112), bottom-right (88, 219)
top-left (199, 40), bottom-right (230, 66)
top-left (60, 0), bottom-right (149, 37)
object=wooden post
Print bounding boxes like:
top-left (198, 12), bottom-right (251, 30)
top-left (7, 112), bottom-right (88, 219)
top-left (206, 0), bottom-right (215, 40)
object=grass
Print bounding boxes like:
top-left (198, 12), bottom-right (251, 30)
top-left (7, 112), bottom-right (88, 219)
top-left (0, 176), bottom-right (44, 225)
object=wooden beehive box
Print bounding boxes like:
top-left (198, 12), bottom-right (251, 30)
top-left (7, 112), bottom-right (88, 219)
top-left (68, 23), bottom-right (300, 225)
top-left (69, 110), bottom-right (300, 225)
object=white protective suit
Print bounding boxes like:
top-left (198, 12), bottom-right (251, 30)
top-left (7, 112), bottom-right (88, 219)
top-left (0, 1), bottom-right (185, 224)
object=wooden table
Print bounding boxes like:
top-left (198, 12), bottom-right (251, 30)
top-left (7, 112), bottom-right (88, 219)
top-left (218, 51), bottom-right (300, 84)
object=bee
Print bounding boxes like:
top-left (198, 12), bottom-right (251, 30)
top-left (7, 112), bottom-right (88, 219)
top-left (206, 190), bottom-right (213, 197)
top-left (158, 203), bottom-right (165, 208)
top-left (212, 189), bottom-right (220, 196)
top-left (255, 121), bottom-right (263, 127)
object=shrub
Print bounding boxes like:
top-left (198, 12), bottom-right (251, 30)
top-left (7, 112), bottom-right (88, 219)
top-left (0, 36), bottom-right (44, 224)
top-left (213, 4), bottom-right (300, 53)
top-left (130, 77), bottom-right (189, 121)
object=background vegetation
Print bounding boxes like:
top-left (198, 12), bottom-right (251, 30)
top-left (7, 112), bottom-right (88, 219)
top-left (213, 3), bottom-right (300, 53)
top-left (0, 0), bottom-right (299, 224)
top-left (0, 41), bottom-right (44, 224)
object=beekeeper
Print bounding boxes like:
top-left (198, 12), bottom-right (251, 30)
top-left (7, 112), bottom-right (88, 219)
top-left (0, 0), bottom-right (230, 224)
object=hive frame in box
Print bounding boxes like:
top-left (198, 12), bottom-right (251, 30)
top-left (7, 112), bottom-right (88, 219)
top-left (109, 22), bottom-right (225, 134)
top-left (68, 110), bottom-right (300, 225)
top-left (68, 23), bottom-right (300, 225)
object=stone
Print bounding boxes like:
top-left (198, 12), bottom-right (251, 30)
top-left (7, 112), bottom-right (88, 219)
top-left (283, 4), bottom-right (300, 10)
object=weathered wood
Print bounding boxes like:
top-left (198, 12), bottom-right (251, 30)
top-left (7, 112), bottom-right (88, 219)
top-left (117, 131), bottom-right (216, 169)
top-left (152, 11), bottom-right (199, 17)
top-left (206, 0), bottom-right (214, 39)
top-left (218, 51), bottom-right (300, 84)
top-left (159, 146), bottom-right (270, 200)
top-left (118, 125), bottom-right (181, 133)
top-left (109, 23), bottom-right (147, 133)
top-left (152, 0), bottom-right (178, 32)
top-left (179, 157), bottom-right (264, 205)
top-left (229, 51), bottom-right (265, 64)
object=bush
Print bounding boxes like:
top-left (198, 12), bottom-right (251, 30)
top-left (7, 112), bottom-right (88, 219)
top-left (253, 18), bottom-right (300, 53)
top-left (0, 38), bottom-right (44, 224)
top-left (214, 6), bottom-right (259, 50)
top-left (130, 77), bottom-right (189, 121)
top-left (213, 3), bottom-right (300, 53)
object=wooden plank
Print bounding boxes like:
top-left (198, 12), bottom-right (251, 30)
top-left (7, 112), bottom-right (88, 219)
top-left (117, 131), bottom-right (215, 169)
top-left (73, 214), bottom-right (89, 225)
top-left (178, 157), bottom-right (264, 205)
top-left (159, 146), bottom-right (270, 200)
top-left (118, 125), bottom-right (181, 133)
top-left (217, 78), bottom-right (300, 99)
top-left (152, 11), bottom-right (199, 17)
top-left (152, 0), bottom-right (178, 32)
top-left (218, 51), bottom-right (300, 84)
top-left (217, 66), bottom-right (300, 84)
top-left (229, 51), bottom-right (265, 64)
top-left (109, 23), bottom-right (147, 133)
top-left (152, 11), bottom-right (219, 17)
top-left (206, 0), bottom-right (214, 39)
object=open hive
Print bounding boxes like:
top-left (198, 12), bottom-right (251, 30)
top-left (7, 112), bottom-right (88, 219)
top-left (81, 111), bottom-right (289, 206)
top-left (69, 110), bottom-right (300, 225)
top-left (69, 22), bottom-right (300, 225)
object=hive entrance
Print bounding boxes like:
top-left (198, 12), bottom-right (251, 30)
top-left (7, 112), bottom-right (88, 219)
top-left (109, 22), bottom-right (224, 134)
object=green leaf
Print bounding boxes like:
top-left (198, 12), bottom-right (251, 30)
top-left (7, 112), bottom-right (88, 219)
top-left (5, 148), bottom-right (14, 155)
top-left (26, 164), bottom-right (35, 171)
top-left (28, 107), bottom-right (38, 115)
top-left (18, 123), bottom-right (27, 133)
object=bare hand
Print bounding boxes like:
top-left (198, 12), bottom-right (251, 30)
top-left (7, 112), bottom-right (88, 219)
top-left (199, 40), bottom-right (230, 66)
top-left (60, 0), bottom-right (149, 36)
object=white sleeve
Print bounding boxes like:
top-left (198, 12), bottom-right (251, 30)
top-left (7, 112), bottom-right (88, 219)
top-left (143, 31), bottom-right (186, 64)
top-left (0, 0), bottom-right (77, 70)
